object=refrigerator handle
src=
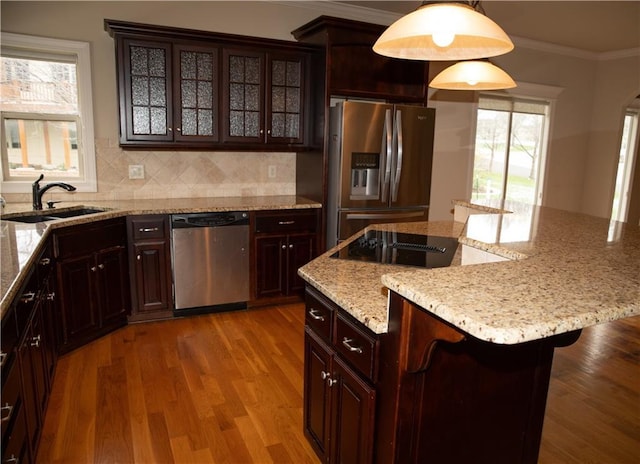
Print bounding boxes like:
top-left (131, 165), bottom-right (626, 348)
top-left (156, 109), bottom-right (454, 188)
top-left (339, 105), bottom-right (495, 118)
top-left (392, 109), bottom-right (403, 202)
top-left (345, 211), bottom-right (425, 220)
top-left (381, 109), bottom-right (393, 202)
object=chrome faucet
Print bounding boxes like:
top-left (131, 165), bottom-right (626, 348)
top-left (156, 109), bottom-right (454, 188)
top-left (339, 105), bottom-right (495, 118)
top-left (32, 174), bottom-right (76, 210)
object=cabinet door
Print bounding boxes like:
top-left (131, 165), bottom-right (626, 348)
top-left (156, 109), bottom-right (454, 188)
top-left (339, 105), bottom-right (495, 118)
top-left (18, 311), bottom-right (45, 460)
top-left (286, 234), bottom-right (316, 295)
top-left (303, 330), bottom-right (332, 462)
top-left (57, 255), bottom-right (99, 348)
top-left (222, 48), bottom-right (265, 143)
top-left (132, 241), bottom-right (172, 314)
top-left (266, 52), bottom-right (305, 145)
top-left (331, 356), bottom-right (375, 464)
top-left (255, 235), bottom-right (285, 299)
top-left (174, 44), bottom-right (219, 142)
top-left (119, 38), bottom-right (173, 143)
top-left (96, 247), bottom-right (130, 327)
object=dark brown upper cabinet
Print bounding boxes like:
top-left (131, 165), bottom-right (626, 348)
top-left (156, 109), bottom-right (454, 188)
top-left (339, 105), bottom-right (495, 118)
top-left (222, 49), bottom-right (306, 145)
top-left (105, 19), bottom-right (319, 151)
top-left (117, 38), bottom-right (220, 145)
top-left (292, 16), bottom-right (429, 104)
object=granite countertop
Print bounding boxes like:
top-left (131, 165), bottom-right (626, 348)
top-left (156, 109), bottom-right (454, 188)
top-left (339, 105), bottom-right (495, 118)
top-left (0, 195), bottom-right (321, 317)
top-left (298, 202), bottom-right (639, 344)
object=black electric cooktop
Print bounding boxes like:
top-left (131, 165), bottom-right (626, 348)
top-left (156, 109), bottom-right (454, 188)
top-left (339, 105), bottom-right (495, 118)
top-left (330, 231), bottom-right (459, 269)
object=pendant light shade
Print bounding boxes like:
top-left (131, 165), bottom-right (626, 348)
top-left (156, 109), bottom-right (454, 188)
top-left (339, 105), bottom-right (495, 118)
top-left (429, 60), bottom-right (516, 90)
top-left (373, 2), bottom-right (514, 61)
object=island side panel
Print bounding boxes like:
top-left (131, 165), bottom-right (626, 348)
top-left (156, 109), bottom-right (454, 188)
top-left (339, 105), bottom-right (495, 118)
top-left (376, 291), bottom-right (581, 464)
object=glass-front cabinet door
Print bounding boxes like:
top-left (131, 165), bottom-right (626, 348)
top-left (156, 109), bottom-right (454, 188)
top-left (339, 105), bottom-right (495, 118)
top-left (222, 49), bottom-right (265, 143)
top-left (120, 39), bottom-right (173, 143)
top-left (267, 53), bottom-right (305, 145)
top-left (174, 45), bottom-right (219, 143)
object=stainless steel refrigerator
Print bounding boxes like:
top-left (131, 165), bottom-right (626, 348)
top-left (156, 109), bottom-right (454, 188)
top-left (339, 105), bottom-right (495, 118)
top-left (327, 100), bottom-right (435, 248)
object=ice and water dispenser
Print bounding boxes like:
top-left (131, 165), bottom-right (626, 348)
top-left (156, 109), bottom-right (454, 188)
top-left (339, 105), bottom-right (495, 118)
top-left (349, 152), bottom-right (380, 200)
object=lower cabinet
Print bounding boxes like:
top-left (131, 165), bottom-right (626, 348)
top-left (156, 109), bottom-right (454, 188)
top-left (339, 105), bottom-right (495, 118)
top-left (2, 243), bottom-right (57, 464)
top-left (303, 287), bottom-right (377, 464)
top-left (127, 215), bottom-right (173, 321)
top-left (252, 209), bottom-right (320, 302)
top-left (54, 218), bottom-right (130, 354)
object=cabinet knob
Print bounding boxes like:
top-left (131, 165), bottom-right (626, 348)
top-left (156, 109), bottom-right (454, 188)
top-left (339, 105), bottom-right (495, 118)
top-left (40, 257), bottom-right (51, 266)
top-left (289, 244), bottom-right (294, 249)
top-left (98, 264), bottom-right (105, 270)
top-left (0, 352), bottom-right (6, 368)
top-left (282, 244), bottom-right (287, 249)
top-left (30, 335), bottom-right (41, 348)
top-left (47, 292), bottom-right (55, 301)
top-left (176, 127), bottom-right (181, 132)
top-left (327, 377), bottom-right (337, 387)
top-left (320, 370), bottom-right (329, 380)
top-left (137, 254), bottom-right (141, 261)
top-left (4, 454), bottom-right (19, 464)
top-left (91, 266), bottom-right (97, 272)
top-left (1, 402), bottom-right (14, 422)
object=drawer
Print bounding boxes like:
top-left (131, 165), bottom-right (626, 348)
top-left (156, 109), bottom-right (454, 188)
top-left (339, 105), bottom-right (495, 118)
top-left (129, 215), bottom-right (168, 241)
top-left (335, 312), bottom-right (378, 381)
top-left (54, 218), bottom-right (127, 259)
top-left (1, 358), bottom-right (22, 440)
top-left (305, 290), bottom-right (333, 342)
top-left (254, 210), bottom-right (318, 234)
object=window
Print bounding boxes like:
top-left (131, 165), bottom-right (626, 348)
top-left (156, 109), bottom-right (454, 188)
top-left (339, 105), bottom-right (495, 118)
top-left (1, 33), bottom-right (96, 192)
top-left (471, 95), bottom-right (551, 206)
top-left (610, 107), bottom-right (639, 223)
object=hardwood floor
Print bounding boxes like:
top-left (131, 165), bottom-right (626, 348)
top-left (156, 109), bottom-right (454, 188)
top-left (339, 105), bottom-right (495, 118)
top-left (37, 304), bottom-right (639, 463)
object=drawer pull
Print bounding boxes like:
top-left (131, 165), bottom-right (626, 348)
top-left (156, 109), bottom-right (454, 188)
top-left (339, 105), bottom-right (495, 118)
top-left (308, 308), bottom-right (325, 322)
top-left (139, 227), bottom-right (159, 233)
top-left (4, 454), bottom-right (19, 464)
top-left (342, 337), bottom-right (363, 354)
top-left (20, 292), bottom-right (35, 304)
top-left (40, 257), bottom-right (51, 266)
top-left (1, 403), bottom-right (13, 422)
top-left (278, 220), bottom-right (295, 225)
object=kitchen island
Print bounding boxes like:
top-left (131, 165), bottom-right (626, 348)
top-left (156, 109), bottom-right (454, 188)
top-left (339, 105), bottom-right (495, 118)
top-left (297, 201), bottom-right (639, 464)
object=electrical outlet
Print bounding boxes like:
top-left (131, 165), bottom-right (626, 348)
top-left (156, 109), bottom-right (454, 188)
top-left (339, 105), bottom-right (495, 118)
top-left (268, 165), bottom-right (277, 178)
top-left (129, 164), bottom-right (145, 179)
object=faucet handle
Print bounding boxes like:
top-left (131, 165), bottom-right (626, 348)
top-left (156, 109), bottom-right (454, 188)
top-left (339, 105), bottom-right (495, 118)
top-left (46, 201), bottom-right (62, 209)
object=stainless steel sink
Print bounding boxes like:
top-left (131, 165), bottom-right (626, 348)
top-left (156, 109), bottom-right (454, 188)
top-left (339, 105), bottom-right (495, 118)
top-left (2, 207), bottom-right (107, 223)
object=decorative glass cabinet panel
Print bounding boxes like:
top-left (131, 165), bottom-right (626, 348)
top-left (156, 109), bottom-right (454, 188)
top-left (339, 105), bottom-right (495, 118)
top-left (175, 46), bottom-right (218, 140)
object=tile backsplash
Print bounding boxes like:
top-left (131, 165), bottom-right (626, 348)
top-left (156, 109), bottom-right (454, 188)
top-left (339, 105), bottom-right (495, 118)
top-left (3, 138), bottom-right (297, 203)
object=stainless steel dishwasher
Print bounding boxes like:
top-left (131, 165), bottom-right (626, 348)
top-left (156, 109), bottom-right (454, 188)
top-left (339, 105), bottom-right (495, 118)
top-left (171, 211), bottom-right (249, 314)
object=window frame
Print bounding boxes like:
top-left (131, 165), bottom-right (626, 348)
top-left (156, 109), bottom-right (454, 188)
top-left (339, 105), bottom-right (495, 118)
top-left (1, 32), bottom-right (97, 193)
top-left (469, 82), bottom-right (563, 207)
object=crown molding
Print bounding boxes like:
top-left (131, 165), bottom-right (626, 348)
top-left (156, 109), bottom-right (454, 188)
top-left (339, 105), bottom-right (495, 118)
top-left (280, 1), bottom-right (638, 62)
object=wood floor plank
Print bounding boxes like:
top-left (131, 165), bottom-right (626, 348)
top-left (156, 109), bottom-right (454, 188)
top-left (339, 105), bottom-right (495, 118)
top-left (37, 304), bottom-right (638, 464)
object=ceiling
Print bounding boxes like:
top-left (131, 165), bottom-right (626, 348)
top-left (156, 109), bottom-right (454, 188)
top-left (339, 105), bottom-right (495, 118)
top-left (340, 1), bottom-right (640, 54)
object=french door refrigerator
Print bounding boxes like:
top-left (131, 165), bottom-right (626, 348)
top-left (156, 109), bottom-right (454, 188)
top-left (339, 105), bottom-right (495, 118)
top-left (326, 100), bottom-right (436, 248)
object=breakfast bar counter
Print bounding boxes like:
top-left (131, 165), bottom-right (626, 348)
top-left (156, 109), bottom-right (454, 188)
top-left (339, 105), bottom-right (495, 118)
top-left (299, 201), bottom-right (639, 343)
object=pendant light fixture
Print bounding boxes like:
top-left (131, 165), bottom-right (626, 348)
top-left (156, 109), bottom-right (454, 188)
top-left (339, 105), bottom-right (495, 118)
top-left (429, 60), bottom-right (516, 90)
top-left (373, 1), bottom-right (514, 61)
